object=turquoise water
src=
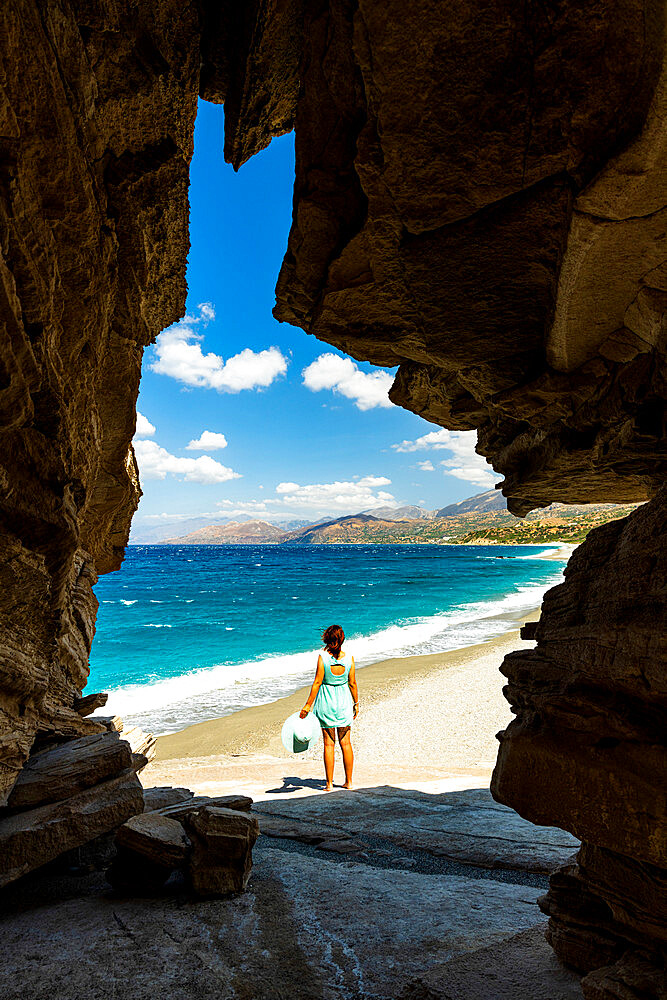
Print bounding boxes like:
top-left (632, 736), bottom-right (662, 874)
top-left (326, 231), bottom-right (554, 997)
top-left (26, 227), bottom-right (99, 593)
top-left (89, 544), bottom-right (566, 734)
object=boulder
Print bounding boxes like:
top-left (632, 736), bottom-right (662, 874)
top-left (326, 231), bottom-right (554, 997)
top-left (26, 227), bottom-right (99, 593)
top-left (7, 733), bottom-right (133, 811)
top-left (0, 768), bottom-right (143, 887)
top-left (116, 813), bottom-right (190, 868)
top-left (143, 786), bottom-right (195, 812)
top-left (185, 806), bottom-right (259, 897)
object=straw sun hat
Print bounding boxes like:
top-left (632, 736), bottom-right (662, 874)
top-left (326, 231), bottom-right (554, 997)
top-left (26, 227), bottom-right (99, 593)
top-left (281, 710), bottom-right (321, 754)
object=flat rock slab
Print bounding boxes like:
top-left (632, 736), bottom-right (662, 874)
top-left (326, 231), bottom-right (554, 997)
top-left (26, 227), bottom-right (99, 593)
top-left (8, 733), bottom-right (133, 810)
top-left (0, 768), bottom-right (143, 887)
top-left (255, 786), bottom-right (579, 873)
top-left (0, 844), bottom-right (547, 1000)
top-left (399, 925), bottom-right (583, 999)
top-left (258, 812), bottom-right (349, 844)
top-left (157, 794), bottom-right (253, 821)
top-left (142, 786), bottom-right (194, 812)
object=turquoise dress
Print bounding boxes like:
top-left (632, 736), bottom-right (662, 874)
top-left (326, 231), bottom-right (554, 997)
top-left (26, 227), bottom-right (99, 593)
top-left (313, 650), bottom-right (354, 728)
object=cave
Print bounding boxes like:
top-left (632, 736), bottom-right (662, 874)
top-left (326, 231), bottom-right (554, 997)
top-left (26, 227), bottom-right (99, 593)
top-left (0, 1), bottom-right (665, 997)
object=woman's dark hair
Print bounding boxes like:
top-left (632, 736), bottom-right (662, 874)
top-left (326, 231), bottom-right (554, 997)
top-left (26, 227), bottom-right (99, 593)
top-left (322, 624), bottom-right (345, 658)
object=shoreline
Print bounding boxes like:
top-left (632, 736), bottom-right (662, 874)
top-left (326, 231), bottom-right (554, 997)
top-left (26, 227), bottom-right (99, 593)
top-left (154, 605), bottom-right (541, 763)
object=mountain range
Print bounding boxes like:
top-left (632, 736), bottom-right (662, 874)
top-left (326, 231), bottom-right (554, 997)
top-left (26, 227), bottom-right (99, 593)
top-left (151, 490), bottom-right (639, 547)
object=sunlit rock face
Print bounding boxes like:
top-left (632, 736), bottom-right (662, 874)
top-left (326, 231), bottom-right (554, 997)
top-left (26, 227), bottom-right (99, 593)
top-left (0, 1), bottom-right (200, 801)
top-left (249, 0), bottom-right (667, 516)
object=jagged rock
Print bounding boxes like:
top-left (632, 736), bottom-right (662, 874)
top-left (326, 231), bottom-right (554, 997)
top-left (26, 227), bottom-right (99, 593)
top-left (6, 733), bottom-right (133, 811)
top-left (0, 0), bottom-right (200, 802)
top-left (91, 715), bottom-right (124, 733)
top-left (143, 786), bottom-right (195, 812)
top-left (582, 953), bottom-right (667, 1000)
top-left (73, 692), bottom-right (108, 716)
top-left (156, 794), bottom-right (253, 821)
top-left (185, 806), bottom-right (259, 897)
top-left (493, 494), bottom-right (667, 978)
top-left (116, 813), bottom-right (190, 868)
top-left (122, 726), bottom-right (157, 765)
top-left (0, 768), bottom-right (143, 887)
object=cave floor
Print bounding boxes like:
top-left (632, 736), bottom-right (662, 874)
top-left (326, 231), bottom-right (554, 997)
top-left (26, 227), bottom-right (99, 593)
top-left (0, 782), bottom-right (583, 1000)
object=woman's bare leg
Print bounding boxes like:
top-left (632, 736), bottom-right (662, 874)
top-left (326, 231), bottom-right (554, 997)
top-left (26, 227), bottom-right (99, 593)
top-left (338, 727), bottom-right (354, 788)
top-left (322, 728), bottom-right (335, 790)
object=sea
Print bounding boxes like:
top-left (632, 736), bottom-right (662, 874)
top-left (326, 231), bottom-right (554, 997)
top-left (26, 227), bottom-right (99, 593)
top-left (89, 544), bottom-right (567, 735)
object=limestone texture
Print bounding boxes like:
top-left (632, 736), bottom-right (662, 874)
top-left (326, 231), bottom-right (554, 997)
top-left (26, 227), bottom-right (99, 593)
top-left (492, 493), bottom-right (667, 986)
top-left (0, 767), bottom-right (143, 887)
top-left (7, 732), bottom-right (133, 811)
top-left (0, 0), bottom-right (200, 804)
top-left (186, 805), bottom-right (260, 897)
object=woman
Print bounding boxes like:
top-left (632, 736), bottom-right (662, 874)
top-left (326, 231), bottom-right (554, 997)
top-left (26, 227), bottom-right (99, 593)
top-left (300, 624), bottom-right (359, 790)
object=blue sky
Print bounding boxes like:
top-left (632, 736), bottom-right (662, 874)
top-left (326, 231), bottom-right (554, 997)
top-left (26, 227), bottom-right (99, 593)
top-left (131, 101), bottom-right (499, 537)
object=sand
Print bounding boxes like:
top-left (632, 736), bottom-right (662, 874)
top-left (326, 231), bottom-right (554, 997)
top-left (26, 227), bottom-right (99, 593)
top-left (145, 606), bottom-right (542, 800)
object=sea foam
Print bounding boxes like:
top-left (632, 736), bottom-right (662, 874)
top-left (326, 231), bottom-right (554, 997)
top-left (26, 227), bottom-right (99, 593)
top-left (104, 568), bottom-right (563, 735)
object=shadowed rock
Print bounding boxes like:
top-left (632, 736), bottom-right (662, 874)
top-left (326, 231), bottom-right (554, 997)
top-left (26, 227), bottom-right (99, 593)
top-left (7, 733), bottom-right (133, 811)
top-left (186, 806), bottom-right (260, 897)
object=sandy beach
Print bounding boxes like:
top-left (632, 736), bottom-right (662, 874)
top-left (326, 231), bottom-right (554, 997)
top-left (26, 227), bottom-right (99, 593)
top-left (145, 605), bottom-right (543, 801)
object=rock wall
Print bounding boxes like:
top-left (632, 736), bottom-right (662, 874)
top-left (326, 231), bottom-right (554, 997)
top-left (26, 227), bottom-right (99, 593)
top-left (0, 0), bottom-right (200, 802)
top-left (491, 491), bottom-right (666, 994)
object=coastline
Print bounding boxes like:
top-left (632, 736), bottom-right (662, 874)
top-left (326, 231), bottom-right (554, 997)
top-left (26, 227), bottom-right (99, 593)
top-left (154, 605), bottom-right (541, 764)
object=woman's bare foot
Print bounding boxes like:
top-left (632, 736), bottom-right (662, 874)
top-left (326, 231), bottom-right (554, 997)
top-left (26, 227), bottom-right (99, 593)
top-left (324, 783), bottom-right (333, 791)
top-left (343, 782), bottom-right (353, 789)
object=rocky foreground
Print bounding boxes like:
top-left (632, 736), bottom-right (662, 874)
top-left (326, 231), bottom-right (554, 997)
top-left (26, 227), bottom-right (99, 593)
top-left (0, 776), bottom-right (585, 1000)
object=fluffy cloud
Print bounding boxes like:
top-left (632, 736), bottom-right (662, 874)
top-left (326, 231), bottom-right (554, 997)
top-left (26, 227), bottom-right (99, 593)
top-left (274, 475), bottom-right (394, 512)
top-left (417, 460), bottom-right (435, 471)
top-left (135, 412), bottom-right (156, 437)
top-left (134, 439), bottom-right (241, 484)
top-left (393, 428), bottom-right (498, 488)
top-left (186, 431), bottom-right (228, 451)
top-left (150, 302), bottom-right (287, 393)
top-left (392, 428), bottom-right (455, 452)
top-left (302, 353), bottom-right (394, 410)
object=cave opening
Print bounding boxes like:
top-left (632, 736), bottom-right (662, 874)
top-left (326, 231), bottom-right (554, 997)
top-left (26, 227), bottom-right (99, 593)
top-left (0, 3), bottom-right (665, 998)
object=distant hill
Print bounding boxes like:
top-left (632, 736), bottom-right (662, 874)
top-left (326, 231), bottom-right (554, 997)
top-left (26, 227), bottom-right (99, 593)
top-left (163, 520), bottom-right (287, 545)
top-left (281, 514), bottom-right (409, 545)
top-left (363, 504), bottom-right (435, 521)
top-left (436, 490), bottom-right (507, 518)
top-left (156, 492), bottom-right (640, 548)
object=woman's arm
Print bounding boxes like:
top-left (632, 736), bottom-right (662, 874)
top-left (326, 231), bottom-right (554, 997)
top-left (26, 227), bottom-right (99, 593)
top-left (300, 656), bottom-right (325, 718)
top-left (349, 657), bottom-right (359, 719)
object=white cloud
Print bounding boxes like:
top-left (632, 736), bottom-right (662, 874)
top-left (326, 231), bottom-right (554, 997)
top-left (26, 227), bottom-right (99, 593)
top-left (393, 428), bottom-right (498, 489)
top-left (186, 431), bottom-right (228, 451)
top-left (134, 439), bottom-right (241, 485)
top-left (392, 428), bottom-right (455, 452)
top-left (135, 412), bottom-right (156, 437)
top-left (302, 353), bottom-right (394, 410)
top-left (150, 302), bottom-right (287, 393)
top-left (274, 475), bottom-right (394, 512)
top-left (417, 460), bottom-right (435, 471)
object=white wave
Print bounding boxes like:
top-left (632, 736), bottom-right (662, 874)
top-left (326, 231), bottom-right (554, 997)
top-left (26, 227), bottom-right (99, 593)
top-left (104, 569), bottom-right (564, 733)
top-left (120, 599), bottom-right (137, 606)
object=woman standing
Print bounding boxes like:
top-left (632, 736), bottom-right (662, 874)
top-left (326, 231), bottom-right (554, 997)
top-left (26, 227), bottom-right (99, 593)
top-left (300, 624), bottom-right (359, 790)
